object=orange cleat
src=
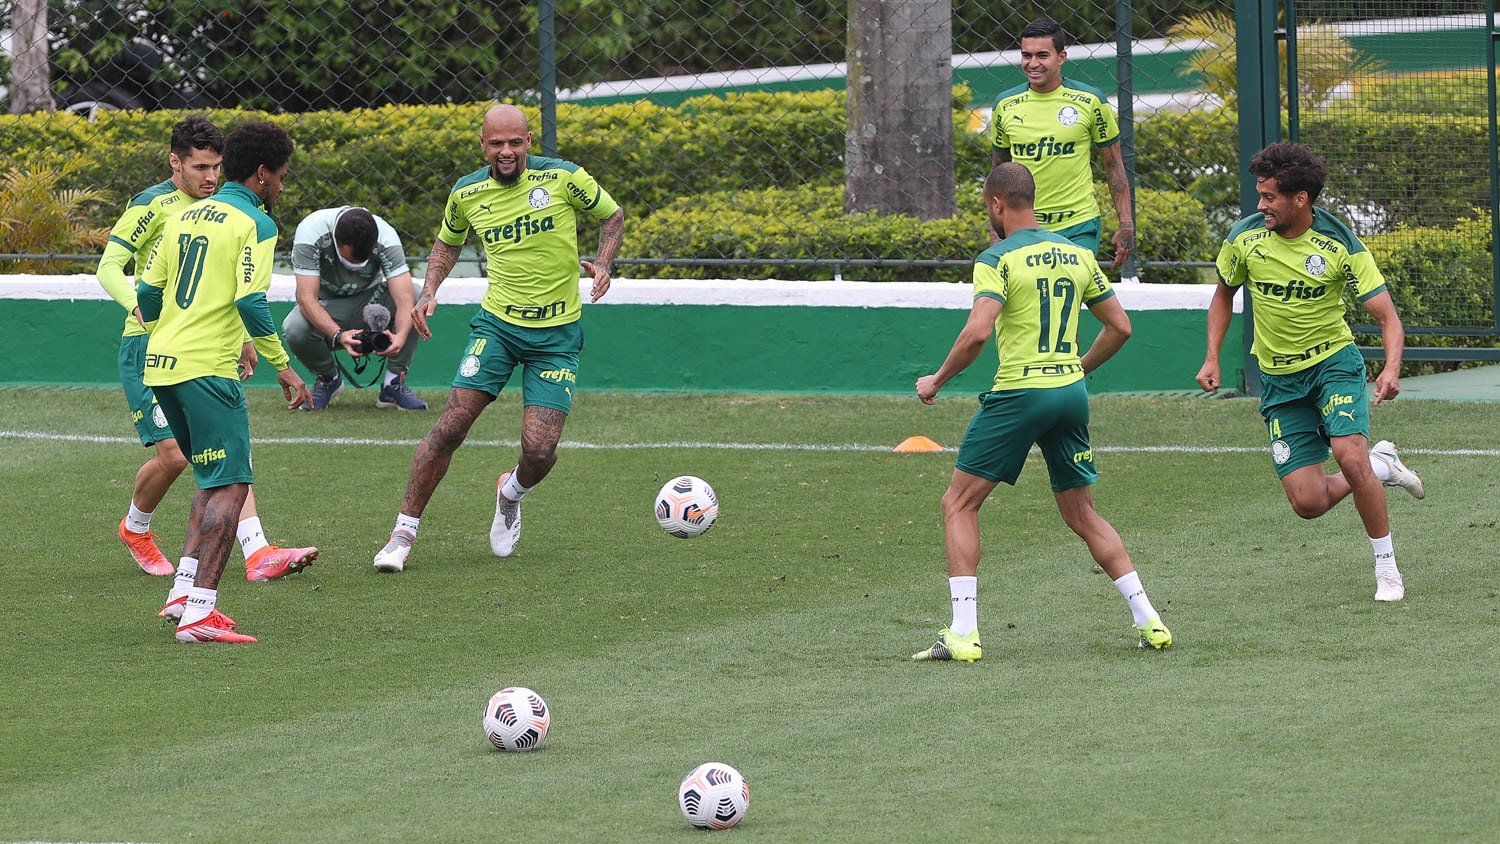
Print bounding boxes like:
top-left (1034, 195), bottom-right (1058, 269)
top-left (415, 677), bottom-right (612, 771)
top-left (160, 596), bottom-right (236, 628)
top-left (119, 518), bottom-right (175, 576)
top-left (176, 610), bottom-right (256, 643)
top-left (245, 544), bottom-right (319, 582)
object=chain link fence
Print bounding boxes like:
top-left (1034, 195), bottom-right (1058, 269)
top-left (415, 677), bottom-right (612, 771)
top-left (2, 0), bottom-right (1495, 323)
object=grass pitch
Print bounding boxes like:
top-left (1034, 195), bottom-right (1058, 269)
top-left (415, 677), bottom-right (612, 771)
top-left (1, 387), bottom-right (1497, 842)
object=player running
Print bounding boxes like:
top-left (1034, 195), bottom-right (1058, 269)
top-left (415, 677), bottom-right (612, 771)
top-left (1196, 142), bottom-right (1424, 602)
top-left (912, 163), bottom-right (1171, 662)
top-left (373, 104), bottom-right (624, 572)
top-left (138, 122), bottom-right (311, 642)
top-left (97, 115), bottom-right (317, 583)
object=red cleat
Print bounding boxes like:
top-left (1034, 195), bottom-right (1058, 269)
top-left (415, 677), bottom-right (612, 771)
top-left (160, 596), bottom-right (235, 628)
top-left (245, 544), bottom-right (319, 582)
top-left (176, 610), bottom-right (256, 643)
top-left (119, 518), bottom-right (175, 576)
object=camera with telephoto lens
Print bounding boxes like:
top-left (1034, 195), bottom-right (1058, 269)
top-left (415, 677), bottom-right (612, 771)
top-left (350, 303), bottom-right (392, 355)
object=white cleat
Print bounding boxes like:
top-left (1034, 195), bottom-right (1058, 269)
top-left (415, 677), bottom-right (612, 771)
top-left (1375, 571), bottom-right (1406, 602)
top-left (1370, 440), bottom-right (1425, 499)
top-left (490, 473), bottom-right (522, 558)
top-left (374, 529), bottom-right (415, 573)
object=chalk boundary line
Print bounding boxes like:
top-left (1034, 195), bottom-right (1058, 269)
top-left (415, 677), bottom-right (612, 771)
top-left (3, 430), bottom-right (1496, 457)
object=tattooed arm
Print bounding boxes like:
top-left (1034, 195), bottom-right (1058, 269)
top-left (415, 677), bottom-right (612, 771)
top-left (413, 239), bottom-right (462, 340)
top-left (583, 208), bottom-right (624, 302)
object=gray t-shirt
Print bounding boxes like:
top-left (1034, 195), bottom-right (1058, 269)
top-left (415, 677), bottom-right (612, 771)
top-left (291, 206), bottom-right (411, 298)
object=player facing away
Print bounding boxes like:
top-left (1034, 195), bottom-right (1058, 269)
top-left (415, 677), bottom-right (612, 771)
top-left (139, 122), bottom-right (312, 643)
top-left (373, 104), bottom-right (625, 572)
top-left (991, 18), bottom-right (1134, 266)
top-left (96, 115), bottom-right (317, 583)
top-left (912, 163), bottom-right (1171, 662)
top-left (1196, 142), bottom-right (1424, 602)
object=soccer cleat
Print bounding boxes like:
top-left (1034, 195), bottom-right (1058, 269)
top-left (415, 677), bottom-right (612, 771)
top-left (911, 627), bottom-right (982, 662)
top-left (245, 543), bottom-right (319, 582)
top-left (1370, 440), bottom-right (1424, 499)
top-left (159, 594), bottom-right (188, 620)
top-left (375, 374), bottom-right (429, 410)
top-left (175, 610), bottom-right (256, 643)
top-left (160, 596), bottom-right (237, 628)
top-left (118, 518), bottom-right (175, 576)
top-left (490, 473), bottom-right (522, 558)
top-left (1375, 571), bottom-right (1406, 602)
top-left (374, 529), bottom-right (415, 573)
top-left (302, 369), bottom-right (344, 410)
top-left (1136, 617), bottom-right (1173, 650)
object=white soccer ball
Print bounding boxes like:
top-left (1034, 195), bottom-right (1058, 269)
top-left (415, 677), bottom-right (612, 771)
top-left (678, 762), bottom-right (749, 829)
top-left (655, 475), bottom-right (719, 538)
top-left (482, 686), bottom-right (550, 752)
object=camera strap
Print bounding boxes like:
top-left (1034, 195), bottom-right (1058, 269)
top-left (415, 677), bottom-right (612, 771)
top-left (333, 350), bottom-right (388, 390)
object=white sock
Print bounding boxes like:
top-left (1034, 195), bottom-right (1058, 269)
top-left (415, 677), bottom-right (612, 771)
top-left (500, 468), bottom-right (532, 503)
top-left (1369, 454), bottom-right (1392, 482)
top-left (179, 586), bottom-right (217, 627)
top-left (383, 370), bottom-right (400, 386)
top-left (395, 512), bottom-right (420, 537)
top-left (170, 557), bottom-right (199, 601)
top-left (948, 576), bottom-right (978, 636)
top-left (1370, 533), bottom-right (1398, 576)
top-left (1113, 571), bottom-right (1159, 627)
top-left (126, 501), bottom-right (153, 534)
top-left (238, 516), bottom-right (270, 557)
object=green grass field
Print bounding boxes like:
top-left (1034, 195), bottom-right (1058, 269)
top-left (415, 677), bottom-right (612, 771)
top-left (2, 386), bottom-right (1497, 842)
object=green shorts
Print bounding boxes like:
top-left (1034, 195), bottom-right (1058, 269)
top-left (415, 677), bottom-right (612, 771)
top-left (1055, 218), bottom-right (1102, 254)
top-left (452, 309), bottom-right (581, 413)
top-left (1259, 343), bottom-right (1370, 478)
top-left (150, 377), bottom-right (254, 489)
top-left (954, 380), bottom-right (1098, 492)
top-left (118, 334), bottom-right (174, 447)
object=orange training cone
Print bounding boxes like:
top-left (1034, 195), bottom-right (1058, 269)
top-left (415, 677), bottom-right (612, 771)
top-left (893, 435), bottom-right (944, 453)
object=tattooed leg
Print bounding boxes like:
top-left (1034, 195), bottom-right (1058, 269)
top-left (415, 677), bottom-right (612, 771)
top-left (516, 405), bottom-right (567, 487)
top-left (184, 483), bottom-right (251, 590)
top-left (401, 387), bottom-right (494, 516)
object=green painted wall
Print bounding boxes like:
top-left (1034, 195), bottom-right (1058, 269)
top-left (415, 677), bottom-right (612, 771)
top-left (4, 300), bottom-right (1242, 396)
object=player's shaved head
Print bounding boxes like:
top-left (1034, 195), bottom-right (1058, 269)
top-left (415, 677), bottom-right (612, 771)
top-left (483, 104), bottom-right (529, 135)
top-left (984, 162), bottom-right (1036, 209)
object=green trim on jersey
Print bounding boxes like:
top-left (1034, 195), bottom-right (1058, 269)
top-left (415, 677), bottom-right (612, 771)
top-left (100, 179), bottom-right (197, 338)
top-left (990, 78), bottom-right (1119, 231)
top-left (1216, 207), bottom-right (1388, 375)
top-left (140, 182), bottom-right (289, 385)
top-left (973, 227), bottom-right (1113, 391)
top-left (436, 156), bottom-right (620, 329)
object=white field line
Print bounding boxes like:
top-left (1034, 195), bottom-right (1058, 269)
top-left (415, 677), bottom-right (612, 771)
top-left (3, 430), bottom-right (1498, 457)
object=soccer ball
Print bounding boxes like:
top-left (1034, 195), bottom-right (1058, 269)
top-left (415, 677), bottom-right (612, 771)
top-left (655, 475), bottom-right (719, 538)
top-left (482, 686), bottom-right (550, 752)
top-left (678, 762), bottom-right (749, 829)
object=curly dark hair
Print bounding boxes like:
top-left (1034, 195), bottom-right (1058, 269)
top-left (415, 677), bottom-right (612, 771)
top-left (1019, 19), bottom-right (1069, 52)
top-left (334, 207), bottom-right (378, 262)
top-left (169, 115), bottom-right (224, 157)
top-left (1249, 142), bottom-right (1328, 202)
top-left (222, 122), bottom-right (295, 183)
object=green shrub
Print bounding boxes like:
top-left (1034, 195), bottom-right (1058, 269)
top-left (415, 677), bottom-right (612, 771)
top-left (1362, 216), bottom-right (1494, 330)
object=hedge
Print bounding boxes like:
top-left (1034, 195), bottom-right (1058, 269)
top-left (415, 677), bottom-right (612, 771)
top-left (631, 182), bottom-right (1214, 284)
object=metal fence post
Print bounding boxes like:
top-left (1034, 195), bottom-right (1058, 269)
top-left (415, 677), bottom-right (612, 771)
top-left (539, 0), bottom-right (558, 157)
top-left (1114, 0), bottom-right (1140, 282)
top-left (1489, 0), bottom-right (1500, 334)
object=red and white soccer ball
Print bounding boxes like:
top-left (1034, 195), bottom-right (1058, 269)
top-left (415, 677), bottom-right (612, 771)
top-left (482, 686), bottom-right (550, 752)
top-left (678, 762), bottom-right (749, 829)
top-left (655, 475), bottom-right (719, 538)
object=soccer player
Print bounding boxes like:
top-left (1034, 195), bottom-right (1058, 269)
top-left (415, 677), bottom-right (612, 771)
top-left (912, 163), bottom-right (1171, 662)
top-left (991, 18), bottom-right (1134, 267)
top-left (97, 115), bottom-right (317, 583)
top-left (373, 104), bottom-right (624, 572)
top-left (138, 121), bottom-right (312, 643)
top-left (1196, 142), bottom-right (1424, 602)
top-left (283, 205), bottom-right (428, 410)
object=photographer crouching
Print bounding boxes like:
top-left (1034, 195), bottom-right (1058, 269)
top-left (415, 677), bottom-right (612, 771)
top-left (282, 206), bottom-right (428, 410)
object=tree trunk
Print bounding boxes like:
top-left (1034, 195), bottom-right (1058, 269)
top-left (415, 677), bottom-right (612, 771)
top-left (845, 0), bottom-right (954, 220)
top-left (9, 0), bottom-right (55, 114)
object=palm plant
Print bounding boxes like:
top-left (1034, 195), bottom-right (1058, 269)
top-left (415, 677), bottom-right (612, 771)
top-left (0, 157), bottom-right (111, 273)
